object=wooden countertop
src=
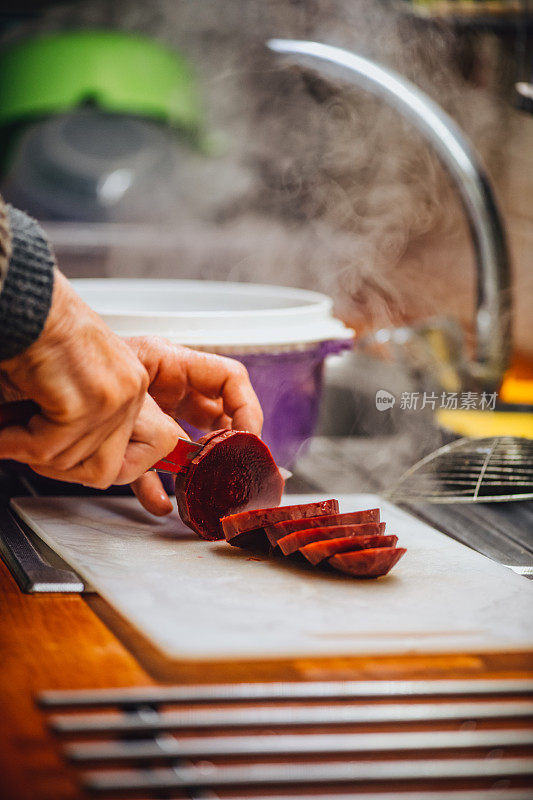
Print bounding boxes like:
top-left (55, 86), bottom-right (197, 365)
top-left (2, 552), bottom-right (533, 800)
top-left (0, 558), bottom-right (153, 800)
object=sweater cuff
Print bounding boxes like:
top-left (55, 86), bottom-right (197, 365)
top-left (0, 207), bottom-right (55, 362)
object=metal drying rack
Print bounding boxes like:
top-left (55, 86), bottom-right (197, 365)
top-left (38, 678), bottom-right (533, 798)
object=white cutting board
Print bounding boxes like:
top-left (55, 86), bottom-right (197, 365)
top-left (11, 494), bottom-right (533, 661)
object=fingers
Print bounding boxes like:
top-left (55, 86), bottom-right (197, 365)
top-left (114, 395), bottom-right (183, 486)
top-left (28, 404), bottom-right (140, 488)
top-left (28, 395), bottom-right (181, 490)
top-left (130, 471), bottom-right (173, 516)
top-left (124, 337), bottom-right (187, 414)
top-left (175, 391), bottom-right (231, 431)
top-left (126, 338), bottom-right (263, 436)
top-left (182, 351), bottom-right (262, 435)
top-left (0, 396), bottom-right (139, 469)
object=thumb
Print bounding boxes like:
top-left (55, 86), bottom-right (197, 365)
top-left (114, 395), bottom-right (184, 485)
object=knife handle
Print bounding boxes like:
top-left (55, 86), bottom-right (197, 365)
top-left (151, 438), bottom-right (200, 474)
top-left (0, 400), bottom-right (40, 429)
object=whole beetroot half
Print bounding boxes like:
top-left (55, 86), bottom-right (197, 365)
top-left (175, 429), bottom-right (284, 540)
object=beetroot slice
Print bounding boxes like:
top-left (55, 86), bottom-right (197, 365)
top-left (301, 534), bottom-right (398, 565)
top-left (278, 522), bottom-right (386, 556)
top-left (175, 430), bottom-right (284, 540)
top-left (266, 509), bottom-right (380, 547)
top-left (329, 547), bottom-right (406, 578)
top-left (222, 499), bottom-right (339, 549)
top-left (223, 526), bottom-right (270, 551)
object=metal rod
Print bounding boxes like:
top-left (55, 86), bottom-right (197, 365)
top-left (195, 793), bottom-right (533, 800)
top-left (38, 678), bottom-right (533, 709)
top-left (66, 728), bottom-right (533, 763)
top-left (267, 39), bottom-right (512, 391)
top-left (0, 507), bottom-right (84, 593)
top-left (83, 757), bottom-right (533, 792)
top-left (397, 493), bottom-right (533, 503)
top-left (50, 700), bottom-right (533, 735)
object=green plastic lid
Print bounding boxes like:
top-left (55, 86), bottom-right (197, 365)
top-left (0, 30), bottom-right (201, 132)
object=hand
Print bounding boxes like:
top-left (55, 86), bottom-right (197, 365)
top-left (125, 336), bottom-right (263, 516)
top-left (0, 270), bottom-right (180, 488)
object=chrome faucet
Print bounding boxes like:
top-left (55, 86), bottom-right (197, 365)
top-left (268, 39), bottom-right (512, 392)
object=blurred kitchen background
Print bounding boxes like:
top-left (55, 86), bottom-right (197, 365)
top-left (0, 0), bottom-right (531, 493)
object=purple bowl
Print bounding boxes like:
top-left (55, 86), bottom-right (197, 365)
top-left (177, 339), bottom-right (352, 472)
top-left (234, 340), bottom-right (351, 467)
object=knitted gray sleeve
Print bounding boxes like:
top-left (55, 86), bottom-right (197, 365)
top-left (0, 201), bottom-right (9, 294)
top-left (0, 206), bottom-right (55, 362)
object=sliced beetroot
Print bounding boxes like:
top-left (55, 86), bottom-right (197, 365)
top-left (222, 499), bottom-right (339, 549)
top-left (222, 525), bottom-right (271, 551)
top-left (222, 499), bottom-right (339, 539)
top-left (329, 547), bottom-right (406, 578)
top-left (301, 534), bottom-right (398, 565)
top-left (175, 430), bottom-right (284, 540)
top-left (278, 522), bottom-right (386, 556)
top-left (266, 509), bottom-right (380, 547)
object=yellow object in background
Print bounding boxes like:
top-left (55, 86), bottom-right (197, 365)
top-left (500, 354), bottom-right (533, 406)
top-left (437, 354), bottom-right (533, 438)
top-left (437, 408), bottom-right (533, 439)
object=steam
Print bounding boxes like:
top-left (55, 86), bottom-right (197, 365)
top-left (3, 0), bottom-right (511, 337)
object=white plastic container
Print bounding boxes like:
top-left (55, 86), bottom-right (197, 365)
top-left (71, 278), bottom-right (352, 351)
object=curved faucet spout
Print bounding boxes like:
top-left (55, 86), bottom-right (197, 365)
top-left (268, 38), bottom-right (511, 392)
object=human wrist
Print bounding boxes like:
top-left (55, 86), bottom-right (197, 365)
top-left (30, 268), bottom-right (78, 352)
top-left (0, 206), bottom-right (55, 362)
